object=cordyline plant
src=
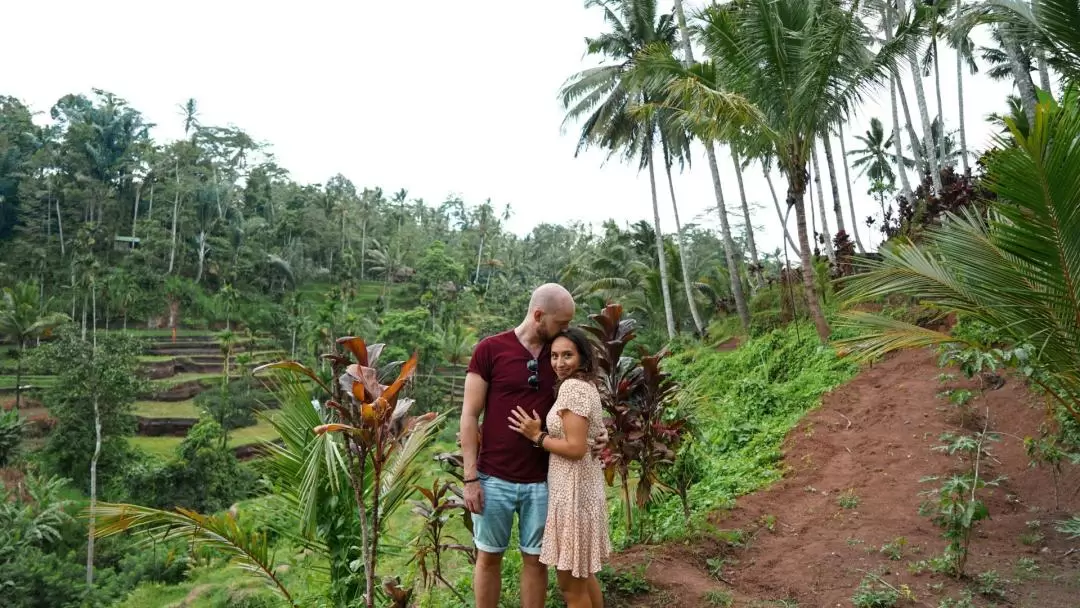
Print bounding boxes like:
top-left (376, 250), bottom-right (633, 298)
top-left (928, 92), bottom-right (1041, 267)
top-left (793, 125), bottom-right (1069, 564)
top-left (585, 303), bottom-right (685, 532)
top-left (290, 335), bottom-right (436, 608)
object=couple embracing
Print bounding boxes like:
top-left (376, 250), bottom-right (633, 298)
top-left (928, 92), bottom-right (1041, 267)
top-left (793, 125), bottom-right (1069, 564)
top-left (460, 283), bottom-right (611, 608)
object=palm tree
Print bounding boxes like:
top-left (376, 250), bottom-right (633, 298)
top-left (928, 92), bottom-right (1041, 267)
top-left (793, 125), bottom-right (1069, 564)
top-left (671, 0), bottom-right (753, 333)
top-left (639, 0), bottom-right (922, 342)
top-left (810, 142), bottom-right (835, 262)
top-left (849, 118), bottom-right (897, 217)
top-left (658, 114), bottom-right (707, 334)
top-left (835, 122), bottom-right (866, 252)
top-left (559, 0), bottom-right (679, 339)
top-left (836, 96), bottom-right (1080, 425)
top-left (896, 0), bottom-right (943, 192)
top-left (0, 281), bottom-right (69, 410)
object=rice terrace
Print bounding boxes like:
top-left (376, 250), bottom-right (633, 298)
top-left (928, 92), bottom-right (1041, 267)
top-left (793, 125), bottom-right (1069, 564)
top-left (2, 0), bottom-right (1080, 606)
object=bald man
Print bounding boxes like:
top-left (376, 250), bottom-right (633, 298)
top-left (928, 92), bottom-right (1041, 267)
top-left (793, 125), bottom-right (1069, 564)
top-left (461, 283), bottom-right (603, 608)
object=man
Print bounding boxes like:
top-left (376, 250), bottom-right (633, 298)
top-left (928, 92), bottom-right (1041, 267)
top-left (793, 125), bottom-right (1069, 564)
top-left (461, 283), bottom-right (604, 608)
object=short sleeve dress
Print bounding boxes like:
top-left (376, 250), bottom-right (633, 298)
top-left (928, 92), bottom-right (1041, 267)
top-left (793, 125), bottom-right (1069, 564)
top-left (539, 378), bottom-right (611, 578)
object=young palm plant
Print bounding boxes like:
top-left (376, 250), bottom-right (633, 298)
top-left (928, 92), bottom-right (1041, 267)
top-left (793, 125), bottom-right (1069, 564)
top-left (91, 336), bottom-right (442, 608)
top-left (835, 95), bottom-right (1080, 424)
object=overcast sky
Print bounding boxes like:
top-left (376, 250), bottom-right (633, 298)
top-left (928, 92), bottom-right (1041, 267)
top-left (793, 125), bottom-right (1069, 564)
top-left (3, 0), bottom-right (1017, 253)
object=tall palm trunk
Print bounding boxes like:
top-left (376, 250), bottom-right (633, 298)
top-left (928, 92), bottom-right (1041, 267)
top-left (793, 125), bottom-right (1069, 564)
top-left (672, 0), bottom-right (750, 332)
top-left (932, 39), bottom-right (947, 172)
top-left (1001, 28), bottom-right (1039, 125)
top-left (836, 123), bottom-right (865, 252)
top-left (896, 0), bottom-right (942, 191)
top-left (820, 133), bottom-right (848, 243)
top-left (890, 78), bottom-right (915, 203)
top-left (706, 144), bottom-right (751, 332)
top-left (956, 0), bottom-right (970, 174)
top-left (646, 133), bottom-right (677, 339)
top-left (87, 284), bottom-right (100, 586)
top-left (731, 151), bottom-right (760, 289)
top-left (766, 169), bottom-right (799, 252)
top-left (787, 169), bottom-right (830, 342)
top-left (811, 145), bottom-right (835, 262)
top-left (14, 341), bottom-right (25, 411)
top-left (1031, 0), bottom-right (1053, 94)
top-left (661, 136), bottom-right (705, 335)
top-left (168, 158), bottom-right (181, 274)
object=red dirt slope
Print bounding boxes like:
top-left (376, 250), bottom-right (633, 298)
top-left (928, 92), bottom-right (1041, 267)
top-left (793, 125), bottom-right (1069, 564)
top-left (613, 348), bottom-right (1080, 607)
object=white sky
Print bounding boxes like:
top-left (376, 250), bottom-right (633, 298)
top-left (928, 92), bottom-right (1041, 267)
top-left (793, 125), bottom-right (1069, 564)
top-left (2, 0), bottom-right (1018, 253)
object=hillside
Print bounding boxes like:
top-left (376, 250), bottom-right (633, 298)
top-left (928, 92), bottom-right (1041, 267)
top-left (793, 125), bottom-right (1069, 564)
top-left (608, 349), bottom-right (1080, 607)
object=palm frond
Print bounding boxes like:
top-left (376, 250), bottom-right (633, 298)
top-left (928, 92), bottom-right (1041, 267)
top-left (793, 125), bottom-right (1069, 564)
top-left (92, 503), bottom-right (295, 605)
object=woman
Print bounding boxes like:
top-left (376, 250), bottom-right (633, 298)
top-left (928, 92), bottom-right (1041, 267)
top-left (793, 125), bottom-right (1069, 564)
top-left (508, 327), bottom-right (610, 608)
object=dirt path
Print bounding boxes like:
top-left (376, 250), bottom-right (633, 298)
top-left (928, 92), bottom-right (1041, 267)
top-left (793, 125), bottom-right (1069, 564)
top-left (613, 348), bottom-right (1080, 607)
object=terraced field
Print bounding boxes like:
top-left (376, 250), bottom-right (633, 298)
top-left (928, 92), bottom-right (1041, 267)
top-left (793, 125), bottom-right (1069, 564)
top-left (1, 329), bottom-right (286, 460)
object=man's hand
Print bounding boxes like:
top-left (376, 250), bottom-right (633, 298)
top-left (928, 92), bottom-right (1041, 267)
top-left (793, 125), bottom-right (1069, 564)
top-left (464, 480), bottom-right (484, 514)
top-left (591, 428), bottom-right (609, 459)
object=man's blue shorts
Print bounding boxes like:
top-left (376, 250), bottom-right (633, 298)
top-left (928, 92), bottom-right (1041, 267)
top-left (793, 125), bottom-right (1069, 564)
top-left (472, 473), bottom-right (548, 555)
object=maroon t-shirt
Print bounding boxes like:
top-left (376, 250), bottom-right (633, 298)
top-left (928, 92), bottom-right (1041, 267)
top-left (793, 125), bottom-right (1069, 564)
top-left (468, 330), bottom-right (556, 483)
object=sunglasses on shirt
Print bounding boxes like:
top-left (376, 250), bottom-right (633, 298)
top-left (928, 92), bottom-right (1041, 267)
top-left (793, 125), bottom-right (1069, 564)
top-left (527, 359), bottom-right (539, 390)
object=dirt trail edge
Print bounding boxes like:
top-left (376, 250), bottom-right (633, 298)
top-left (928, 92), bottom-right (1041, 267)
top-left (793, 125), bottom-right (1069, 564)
top-left (612, 348), bottom-right (1080, 607)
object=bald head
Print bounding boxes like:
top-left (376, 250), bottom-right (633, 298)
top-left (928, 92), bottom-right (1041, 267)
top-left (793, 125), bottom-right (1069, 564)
top-left (524, 283), bottom-right (575, 342)
top-left (528, 283), bottom-right (574, 315)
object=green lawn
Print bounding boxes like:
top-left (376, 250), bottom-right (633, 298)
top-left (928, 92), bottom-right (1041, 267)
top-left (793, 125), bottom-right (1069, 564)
top-left (129, 414), bottom-right (281, 459)
top-left (150, 372), bottom-right (234, 388)
top-left (137, 354), bottom-right (177, 363)
top-left (0, 375), bottom-right (56, 389)
top-left (134, 399), bottom-right (199, 418)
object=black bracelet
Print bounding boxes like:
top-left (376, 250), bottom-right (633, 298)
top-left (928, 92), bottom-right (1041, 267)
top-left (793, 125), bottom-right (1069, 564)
top-left (534, 432), bottom-right (547, 449)
top-left (463, 478), bottom-right (479, 484)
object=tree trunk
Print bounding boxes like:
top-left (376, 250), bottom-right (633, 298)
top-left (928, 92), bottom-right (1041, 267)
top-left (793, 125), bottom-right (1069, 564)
top-left (661, 136), bottom-right (705, 335)
top-left (788, 168), bottom-right (830, 343)
top-left (646, 136), bottom-right (677, 340)
top-left (890, 76), bottom-right (915, 203)
top-left (360, 219), bottom-right (367, 280)
top-left (811, 145), bottom-right (835, 262)
top-left (168, 158), bottom-right (181, 274)
top-left (955, 3), bottom-right (970, 174)
top-left (14, 342), bottom-right (24, 412)
top-left (147, 180), bottom-right (154, 221)
top-left (766, 170), bottom-right (799, 252)
top-left (932, 38), bottom-right (947, 172)
top-left (897, 0), bottom-right (942, 191)
top-left (474, 234), bottom-right (485, 285)
top-left (131, 181), bottom-right (142, 238)
top-left (705, 142), bottom-right (751, 332)
top-left (195, 231), bottom-right (208, 283)
top-left (87, 284), bottom-right (100, 587)
top-left (1002, 29), bottom-right (1039, 125)
top-left (56, 199), bottom-right (65, 257)
top-left (820, 133), bottom-right (847, 241)
top-left (673, 0), bottom-right (749, 332)
top-left (836, 123), bottom-right (865, 252)
top-left (731, 151), bottom-right (760, 288)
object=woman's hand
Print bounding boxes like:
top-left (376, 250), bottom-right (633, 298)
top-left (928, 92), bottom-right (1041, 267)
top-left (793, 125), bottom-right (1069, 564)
top-left (507, 406), bottom-right (543, 443)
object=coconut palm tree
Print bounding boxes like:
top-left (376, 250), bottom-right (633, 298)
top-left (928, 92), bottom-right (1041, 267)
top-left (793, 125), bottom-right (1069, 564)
top-left (835, 122), bottom-right (866, 252)
top-left (836, 95), bottom-right (1080, 425)
top-left (849, 118), bottom-right (897, 218)
top-left (0, 281), bottom-right (69, 410)
top-left (672, 0), bottom-right (752, 332)
top-left (896, 0), bottom-right (944, 192)
top-left (659, 124), bottom-right (707, 335)
top-left (559, 0), bottom-right (680, 339)
top-left (638, 0), bottom-right (924, 342)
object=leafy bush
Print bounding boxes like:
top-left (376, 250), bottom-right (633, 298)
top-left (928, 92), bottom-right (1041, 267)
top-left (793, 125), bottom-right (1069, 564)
top-left (0, 407), bottom-right (25, 466)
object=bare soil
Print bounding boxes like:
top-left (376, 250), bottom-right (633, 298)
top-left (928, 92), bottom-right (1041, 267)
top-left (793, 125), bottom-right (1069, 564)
top-left (611, 348), bottom-right (1080, 607)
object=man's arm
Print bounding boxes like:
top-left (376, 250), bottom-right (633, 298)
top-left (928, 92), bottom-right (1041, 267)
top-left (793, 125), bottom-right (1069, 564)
top-left (460, 371), bottom-right (487, 514)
